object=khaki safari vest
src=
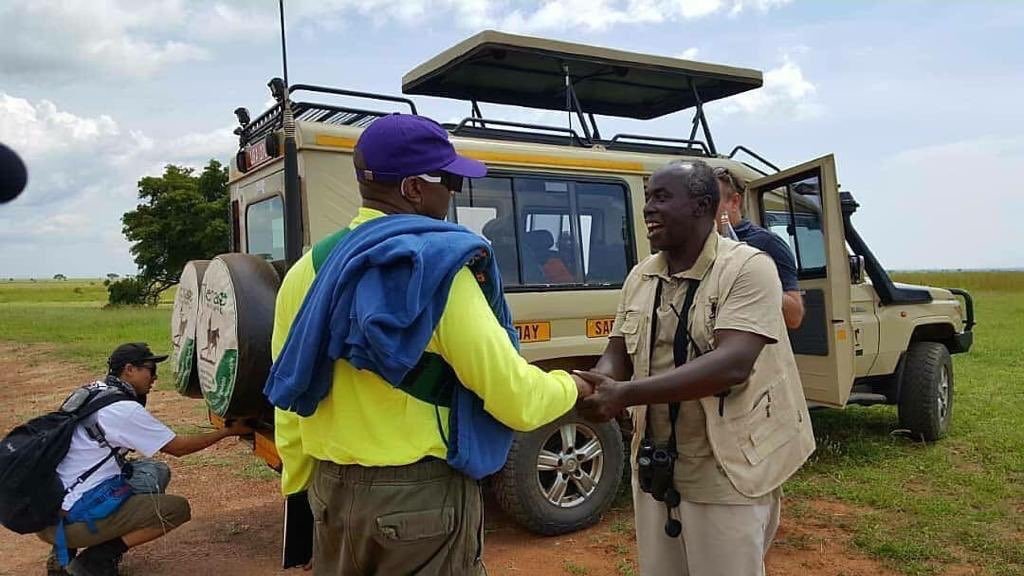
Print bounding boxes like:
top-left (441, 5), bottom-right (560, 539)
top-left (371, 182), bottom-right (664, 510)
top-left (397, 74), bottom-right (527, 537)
top-left (619, 233), bottom-right (816, 498)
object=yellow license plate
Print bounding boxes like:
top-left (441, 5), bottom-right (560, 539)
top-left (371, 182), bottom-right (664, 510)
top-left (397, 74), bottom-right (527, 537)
top-left (515, 322), bottom-right (551, 343)
top-left (586, 318), bottom-right (616, 338)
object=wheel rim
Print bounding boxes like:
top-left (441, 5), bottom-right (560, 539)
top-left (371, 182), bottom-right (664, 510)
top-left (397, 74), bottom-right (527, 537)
top-left (937, 365), bottom-right (950, 423)
top-left (536, 422), bottom-right (605, 508)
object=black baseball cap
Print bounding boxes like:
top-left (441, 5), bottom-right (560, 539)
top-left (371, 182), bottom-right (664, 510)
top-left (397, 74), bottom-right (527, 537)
top-left (107, 342), bottom-right (169, 373)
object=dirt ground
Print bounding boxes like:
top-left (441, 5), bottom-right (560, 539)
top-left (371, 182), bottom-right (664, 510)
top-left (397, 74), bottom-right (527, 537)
top-left (0, 342), bottom-right (900, 576)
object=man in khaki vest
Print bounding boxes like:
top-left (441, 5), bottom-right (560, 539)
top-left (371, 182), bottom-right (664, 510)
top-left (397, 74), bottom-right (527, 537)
top-left (577, 160), bottom-right (815, 576)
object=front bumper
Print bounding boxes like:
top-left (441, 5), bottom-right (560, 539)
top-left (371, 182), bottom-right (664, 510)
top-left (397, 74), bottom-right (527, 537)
top-left (950, 330), bottom-right (973, 354)
top-left (947, 288), bottom-right (975, 354)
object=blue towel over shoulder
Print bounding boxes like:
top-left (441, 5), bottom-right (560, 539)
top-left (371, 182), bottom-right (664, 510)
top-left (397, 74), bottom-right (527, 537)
top-left (263, 214), bottom-right (518, 479)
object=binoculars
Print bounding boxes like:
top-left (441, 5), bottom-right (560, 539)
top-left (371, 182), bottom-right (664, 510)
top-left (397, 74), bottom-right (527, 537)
top-left (636, 438), bottom-right (683, 537)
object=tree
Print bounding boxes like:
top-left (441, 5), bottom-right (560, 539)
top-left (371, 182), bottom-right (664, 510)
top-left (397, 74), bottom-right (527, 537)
top-left (107, 277), bottom-right (151, 306)
top-left (53, 274), bottom-right (67, 281)
top-left (106, 273), bottom-right (120, 280)
top-left (120, 160), bottom-right (230, 304)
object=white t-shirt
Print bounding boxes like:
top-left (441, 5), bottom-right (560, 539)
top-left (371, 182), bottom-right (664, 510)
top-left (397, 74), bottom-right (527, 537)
top-left (57, 397), bottom-right (175, 510)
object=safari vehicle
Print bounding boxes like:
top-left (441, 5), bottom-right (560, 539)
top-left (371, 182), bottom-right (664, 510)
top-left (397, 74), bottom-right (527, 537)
top-left (170, 31), bottom-right (974, 545)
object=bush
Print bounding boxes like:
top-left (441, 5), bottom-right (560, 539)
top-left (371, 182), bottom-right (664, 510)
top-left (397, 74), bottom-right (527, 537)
top-left (107, 277), bottom-right (156, 306)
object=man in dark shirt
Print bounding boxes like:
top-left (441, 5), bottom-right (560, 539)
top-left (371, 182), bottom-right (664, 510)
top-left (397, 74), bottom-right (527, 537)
top-left (715, 167), bottom-right (805, 329)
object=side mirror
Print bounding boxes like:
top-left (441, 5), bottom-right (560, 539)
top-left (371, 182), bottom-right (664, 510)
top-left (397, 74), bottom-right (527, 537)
top-left (849, 254), bottom-right (866, 284)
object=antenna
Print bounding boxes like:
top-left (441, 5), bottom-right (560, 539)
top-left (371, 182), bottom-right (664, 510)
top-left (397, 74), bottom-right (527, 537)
top-left (278, 0), bottom-right (289, 87)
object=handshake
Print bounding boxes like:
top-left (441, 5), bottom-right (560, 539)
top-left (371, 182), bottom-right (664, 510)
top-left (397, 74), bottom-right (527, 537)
top-left (571, 370), bottom-right (625, 423)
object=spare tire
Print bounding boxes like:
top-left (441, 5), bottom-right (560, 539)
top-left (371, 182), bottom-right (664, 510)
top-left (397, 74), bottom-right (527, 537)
top-left (196, 254), bottom-right (281, 418)
top-left (170, 260), bottom-right (209, 399)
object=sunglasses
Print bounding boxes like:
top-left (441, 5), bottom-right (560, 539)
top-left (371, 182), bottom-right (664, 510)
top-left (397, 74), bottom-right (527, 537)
top-left (416, 171), bottom-right (464, 193)
top-left (136, 362), bottom-right (157, 376)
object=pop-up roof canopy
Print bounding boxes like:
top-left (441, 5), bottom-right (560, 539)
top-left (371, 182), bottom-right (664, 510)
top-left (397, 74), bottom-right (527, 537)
top-left (402, 31), bottom-right (763, 120)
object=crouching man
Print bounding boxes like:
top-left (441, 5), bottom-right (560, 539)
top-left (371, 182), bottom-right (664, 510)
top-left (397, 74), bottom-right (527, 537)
top-left (37, 342), bottom-right (252, 576)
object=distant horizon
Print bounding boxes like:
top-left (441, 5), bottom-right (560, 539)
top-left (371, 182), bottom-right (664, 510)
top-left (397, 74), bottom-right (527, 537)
top-left (3, 268), bottom-right (1023, 282)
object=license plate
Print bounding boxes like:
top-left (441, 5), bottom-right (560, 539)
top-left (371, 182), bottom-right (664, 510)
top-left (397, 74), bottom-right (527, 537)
top-left (245, 139), bottom-right (272, 168)
top-left (586, 318), bottom-right (615, 338)
top-left (515, 322), bottom-right (551, 343)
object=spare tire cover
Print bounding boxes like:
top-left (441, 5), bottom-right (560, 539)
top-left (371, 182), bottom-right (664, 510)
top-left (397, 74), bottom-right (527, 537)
top-left (196, 254), bottom-right (281, 417)
top-left (170, 260), bottom-right (209, 399)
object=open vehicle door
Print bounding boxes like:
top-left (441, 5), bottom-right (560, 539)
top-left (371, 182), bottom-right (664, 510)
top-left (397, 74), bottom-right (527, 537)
top-left (747, 155), bottom-right (854, 407)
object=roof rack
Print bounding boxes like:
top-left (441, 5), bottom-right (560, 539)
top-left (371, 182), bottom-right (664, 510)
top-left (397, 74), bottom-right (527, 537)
top-left (231, 34), bottom-right (780, 167)
top-left (727, 145), bottom-right (780, 175)
top-left (236, 84), bottom-right (417, 147)
top-left (450, 117), bottom-right (588, 147)
top-left (607, 134), bottom-right (710, 156)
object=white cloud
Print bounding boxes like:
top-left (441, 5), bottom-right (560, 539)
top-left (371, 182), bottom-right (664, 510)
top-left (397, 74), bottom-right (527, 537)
top-left (248, 0), bottom-right (790, 34)
top-left (0, 1), bottom-right (207, 80)
top-left (0, 95), bottom-right (119, 158)
top-left (191, 3), bottom-right (280, 39)
top-left (729, 0), bottom-right (793, 16)
top-left (0, 93), bottom-right (236, 277)
top-left (679, 47), bottom-right (701, 60)
top-left (715, 57), bottom-right (823, 119)
top-left (496, 0), bottom-right (731, 33)
top-left (0, 0), bottom-right (795, 84)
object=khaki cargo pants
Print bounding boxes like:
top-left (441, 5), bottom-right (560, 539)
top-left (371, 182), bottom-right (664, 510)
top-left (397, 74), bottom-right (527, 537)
top-left (632, 474), bottom-right (781, 576)
top-left (37, 460), bottom-right (191, 549)
top-left (309, 458), bottom-right (486, 576)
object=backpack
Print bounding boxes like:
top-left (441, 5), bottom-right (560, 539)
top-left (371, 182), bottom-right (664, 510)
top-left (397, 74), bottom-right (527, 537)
top-left (0, 384), bottom-right (131, 534)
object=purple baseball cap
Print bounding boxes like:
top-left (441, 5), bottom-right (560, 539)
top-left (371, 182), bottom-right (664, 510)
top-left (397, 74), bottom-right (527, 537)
top-left (354, 113), bottom-right (486, 183)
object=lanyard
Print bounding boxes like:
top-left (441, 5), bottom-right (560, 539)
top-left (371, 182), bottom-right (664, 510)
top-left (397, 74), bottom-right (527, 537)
top-left (646, 278), bottom-right (701, 452)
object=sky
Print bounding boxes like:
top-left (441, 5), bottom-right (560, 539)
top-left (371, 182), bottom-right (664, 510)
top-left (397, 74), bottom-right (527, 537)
top-left (0, 0), bottom-right (1022, 277)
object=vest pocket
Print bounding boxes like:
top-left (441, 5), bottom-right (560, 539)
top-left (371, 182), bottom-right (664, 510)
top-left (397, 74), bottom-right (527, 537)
top-left (740, 414), bottom-right (799, 466)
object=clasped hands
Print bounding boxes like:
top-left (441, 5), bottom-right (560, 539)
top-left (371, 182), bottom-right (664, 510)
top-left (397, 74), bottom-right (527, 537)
top-left (571, 371), bottom-right (625, 423)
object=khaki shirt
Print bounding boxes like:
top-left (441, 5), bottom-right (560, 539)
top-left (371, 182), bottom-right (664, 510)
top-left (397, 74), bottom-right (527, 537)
top-left (612, 230), bottom-right (815, 501)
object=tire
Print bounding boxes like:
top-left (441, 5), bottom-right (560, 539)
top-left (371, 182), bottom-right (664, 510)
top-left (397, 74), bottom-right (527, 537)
top-left (170, 260), bottom-right (209, 399)
top-left (491, 410), bottom-right (624, 535)
top-left (898, 341), bottom-right (953, 441)
top-left (196, 253), bottom-right (281, 418)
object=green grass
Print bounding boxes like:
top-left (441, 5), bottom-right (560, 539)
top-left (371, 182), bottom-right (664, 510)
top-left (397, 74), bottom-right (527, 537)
top-left (788, 286), bottom-right (1024, 575)
top-left (891, 270), bottom-right (1024, 293)
top-left (1, 271), bottom-right (1022, 574)
top-left (239, 458), bottom-right (280, 481)
top-left (0, 303), bottom-right (171, 372)
top-left (0, 278), bottom-right (177, 305)
top-left (0, 279), bottom-right (110, 303)
top-left (616, 558), bottom-right (637, 576)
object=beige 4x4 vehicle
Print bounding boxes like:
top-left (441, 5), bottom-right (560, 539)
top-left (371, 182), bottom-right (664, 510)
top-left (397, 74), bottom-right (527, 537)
top-left (170, 31), bottom-right (974, 552)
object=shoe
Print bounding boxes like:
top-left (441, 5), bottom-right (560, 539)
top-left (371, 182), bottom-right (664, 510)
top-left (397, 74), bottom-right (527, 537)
top-left (65, 540), bottom-right (125, 576)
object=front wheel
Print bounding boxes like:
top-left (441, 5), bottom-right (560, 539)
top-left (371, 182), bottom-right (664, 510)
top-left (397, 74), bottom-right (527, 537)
top-left (491, 411), bottom-right (624, 535)
top-left (898, 341), bottom-right (954, 441)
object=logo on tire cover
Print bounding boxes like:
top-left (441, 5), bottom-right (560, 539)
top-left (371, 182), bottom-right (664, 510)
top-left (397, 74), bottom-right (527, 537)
top-left (197, 261), bottom-right (240, 416)
top-left (175, 337), bottom-right (195, 392)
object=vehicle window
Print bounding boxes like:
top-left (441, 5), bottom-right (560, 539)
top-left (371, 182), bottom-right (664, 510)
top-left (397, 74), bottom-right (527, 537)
top-left (577, 181), bottom-right (629, 284)
top-left (246, 196), bottom-right (285, 261)
top-left (760, 173), bottom-right (827, 279)
top-left (455, 176), bottom-right (521, 285)
top-left (453, 174), bottom-right (632, 289)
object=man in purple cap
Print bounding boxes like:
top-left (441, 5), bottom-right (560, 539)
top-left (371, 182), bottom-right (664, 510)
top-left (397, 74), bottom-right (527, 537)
top-left (266, 114), bottom-right (592, 575)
